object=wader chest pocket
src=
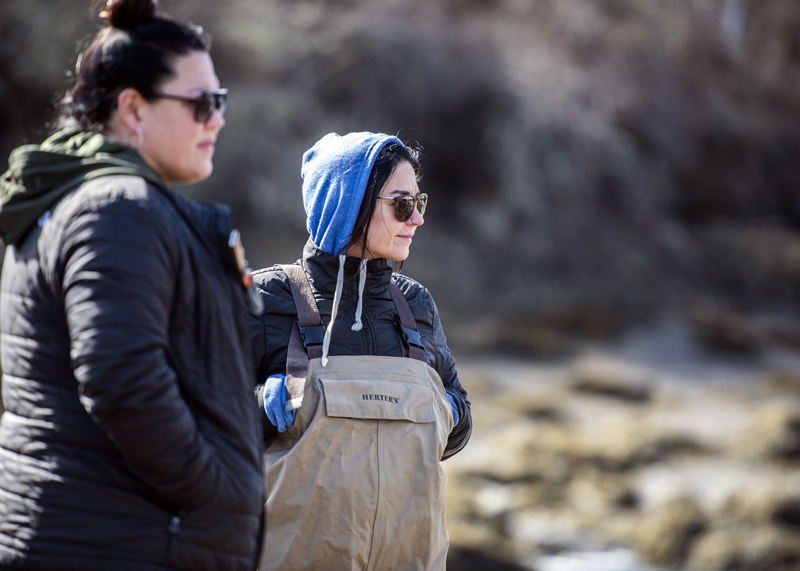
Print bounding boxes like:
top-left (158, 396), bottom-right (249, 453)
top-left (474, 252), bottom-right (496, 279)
top-left (320, 378), bottom-right (435, 423)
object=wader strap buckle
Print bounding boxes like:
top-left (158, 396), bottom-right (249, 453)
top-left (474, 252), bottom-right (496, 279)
top-left (299, 325), bottom-right (325, 348)
top-left (397, 323), bottom-right (424, 351)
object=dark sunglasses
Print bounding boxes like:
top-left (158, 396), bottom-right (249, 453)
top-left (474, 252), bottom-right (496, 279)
top-left (151, 88), bottom-right (228, 123)
top-left (377, 193), bottom-right (428, 221)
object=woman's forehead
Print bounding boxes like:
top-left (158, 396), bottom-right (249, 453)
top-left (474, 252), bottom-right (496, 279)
top-left (381, 162), bottom-right (419, 195)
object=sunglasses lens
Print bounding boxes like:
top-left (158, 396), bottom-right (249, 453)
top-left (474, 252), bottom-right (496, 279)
top-left (195, 94), bottom-right (212, 123)
top-left (216, 93), bottom-right (227, 118)
top-left (396, 197), bottom-right (415, 221)
top-left (195, 92), bottom-right (227, 123)
top-left (416, 194), bottom-right (427, 217)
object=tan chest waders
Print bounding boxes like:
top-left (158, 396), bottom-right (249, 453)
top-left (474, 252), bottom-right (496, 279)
top-left (259, 265), bottom-right (453, 571)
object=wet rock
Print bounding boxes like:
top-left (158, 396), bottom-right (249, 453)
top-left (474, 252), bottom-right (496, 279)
top-left (569, 379), bottom-right (652, 403)
top-left (452, 419), bottom-right (557, 483)
top-left (532, 306), bottom-right (623, 341)
top-left (472, 478), bottom-right (548, 518)
top-left (516, 420), bottom-right (646, 474)
top-left (634, 435), bottom-right (708, 464)
top-left (633, 497), bottom-right (706, 567)
top-left (567, 467), bottom-right (638, 516)
top-left (688, 525), bottom-right (800, 571)
top-left (471, 318), bottom-right (575, 359)
top-left (735, 527), bottom-right (800, 571)
top-left (687, 306), bottom-right (763, 356)
top-left (570, 358), bottom-right (653, 403)
top-left (469, 307), bottom-right (622, 360)
top-left (508, 507), bottom-right (599, 555)
top-left (446, 546), bottom-right (529, 571)
top-left (772, 496), bottom-right (800, 529)
top-left (686, 304), bottom-right (800, 358)
top-left (766, 370), bottom-right (800, 393)
top-left (747, 404), bottom-right (800, 461)
top-left (494, 387), bottom-right (569, 424)
top-left (686, 528), bottom-right (744, 571)
top-left (446, 515), bottom-right (520, 568)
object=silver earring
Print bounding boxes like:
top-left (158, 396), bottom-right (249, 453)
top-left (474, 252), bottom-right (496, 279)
top-left (128, 125), bottom-right (144, 150)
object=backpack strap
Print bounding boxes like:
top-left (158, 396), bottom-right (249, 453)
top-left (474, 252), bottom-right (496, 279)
top-left (279, 264), bottom-right (324, 410)
top-left (388, 281), bottom-right (426, 362)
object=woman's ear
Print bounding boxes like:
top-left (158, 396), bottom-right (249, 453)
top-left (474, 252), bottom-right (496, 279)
top-left (115, 87), bottom-right (143, 133)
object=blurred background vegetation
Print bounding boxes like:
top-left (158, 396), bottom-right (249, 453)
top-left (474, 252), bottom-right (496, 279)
top-left (3, 0), bottom-right (800, 569)
top-left (2, 0), bottom-right (800, 343)
top-left (4, 0), bottom-right (800, 351)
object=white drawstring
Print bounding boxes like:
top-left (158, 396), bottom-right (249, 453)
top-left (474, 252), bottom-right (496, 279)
top-left (351, 259), bottom-right (368, 332)
top-left (321, 254), bottom-right (346, 367)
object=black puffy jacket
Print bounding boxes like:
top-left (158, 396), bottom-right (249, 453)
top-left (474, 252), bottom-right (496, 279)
top-left (250, 239), bottom-right (472, 459)
top-left (0, 176), bottom-right (264, 571)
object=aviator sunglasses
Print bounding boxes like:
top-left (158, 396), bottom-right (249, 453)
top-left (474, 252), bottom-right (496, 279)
top-left (377, 193), bottom-right (428, 222)
top-left (151, 88), bottom-right (228, 123)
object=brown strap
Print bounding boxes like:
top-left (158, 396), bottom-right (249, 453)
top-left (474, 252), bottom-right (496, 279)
top-left (285, 323), bottom-right (308, 409)
top-left (280, 264), bottom-right (323, 360)
top-left (388, 281), bottom-right (426, 362)
top-left (280, 264), bottom-right (326, 409)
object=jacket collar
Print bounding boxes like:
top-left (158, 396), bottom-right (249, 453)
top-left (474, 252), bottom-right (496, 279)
top-left (0, 129), bottom-right (165, 247)
top-left (301, 237), bottom-right (393, 295)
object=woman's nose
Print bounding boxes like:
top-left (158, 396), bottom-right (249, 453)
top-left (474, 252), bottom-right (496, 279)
top-left (407, 207), bottom-right (424, 226)
top-left (207, 108), bottom-right (225, 130)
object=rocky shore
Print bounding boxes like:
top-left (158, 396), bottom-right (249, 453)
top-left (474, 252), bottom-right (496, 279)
top-left (445, 322), bottom-right (800, 571)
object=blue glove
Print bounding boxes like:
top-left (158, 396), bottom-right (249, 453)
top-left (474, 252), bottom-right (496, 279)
top-left (263, 374), bottom-right (296, 433)
top-left (447, 394), bottom-right (459, 426)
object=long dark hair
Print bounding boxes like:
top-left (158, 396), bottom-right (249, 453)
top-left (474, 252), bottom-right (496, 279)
top-left (55, 0), bottom-right (209, 132)
top-left (345, 141), bottom-right (423, 265)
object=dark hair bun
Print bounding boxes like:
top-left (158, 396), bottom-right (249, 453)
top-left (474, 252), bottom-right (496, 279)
top-left (101, 0), bottom-right (158, 30)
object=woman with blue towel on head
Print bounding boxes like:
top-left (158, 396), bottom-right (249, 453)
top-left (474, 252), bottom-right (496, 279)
top-left (251, 132), bottom-right (471, 571)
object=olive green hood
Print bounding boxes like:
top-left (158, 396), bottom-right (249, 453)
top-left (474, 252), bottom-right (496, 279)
top-left (0, 129), bottom-right (165, 247)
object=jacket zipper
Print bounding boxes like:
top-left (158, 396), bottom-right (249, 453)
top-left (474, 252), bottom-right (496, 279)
top-left (350, 279), bottom-right (377, 355)
top-left (167, 510), bottom-right (184, 555)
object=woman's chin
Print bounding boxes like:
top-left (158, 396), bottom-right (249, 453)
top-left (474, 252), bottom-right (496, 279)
top-left (368, 242), bottom-right (411, 262)
top-left (389, 248), bottom-right (411, 262)
top-left (191, 162), bottom-right (214, 183)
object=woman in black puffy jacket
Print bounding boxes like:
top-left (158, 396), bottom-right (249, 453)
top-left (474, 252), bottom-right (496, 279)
top-left (251, 132), bottom-right (471, 571)
top-left (0, 1), bottom-right (264, 569)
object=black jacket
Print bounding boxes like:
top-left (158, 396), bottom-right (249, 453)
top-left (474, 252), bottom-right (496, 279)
top-left (250, 239), bottom-right (471, 459)
top-left (0, 176), bottom-right (264, 571)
